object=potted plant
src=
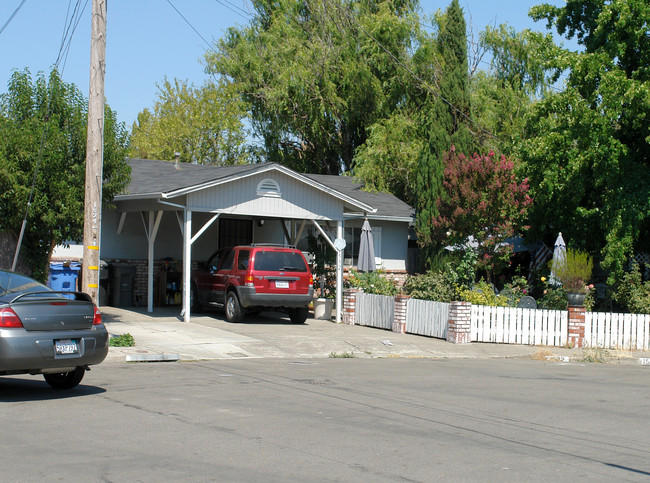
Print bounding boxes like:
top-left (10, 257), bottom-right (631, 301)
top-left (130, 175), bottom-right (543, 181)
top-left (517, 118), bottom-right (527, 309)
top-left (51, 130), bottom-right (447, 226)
top-left (308, 233), bottom-right (336, 319)
top-left (551, 248), bottom-right (594, 306)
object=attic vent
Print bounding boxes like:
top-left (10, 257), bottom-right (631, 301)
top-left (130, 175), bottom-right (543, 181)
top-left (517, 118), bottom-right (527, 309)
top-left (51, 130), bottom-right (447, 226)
top-left (257, 178), bottom-right (281, 197)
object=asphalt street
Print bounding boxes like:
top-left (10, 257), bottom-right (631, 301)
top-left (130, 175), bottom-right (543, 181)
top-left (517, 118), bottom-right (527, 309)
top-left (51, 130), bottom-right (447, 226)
top-left (1, 358), bottom-right (649, 482)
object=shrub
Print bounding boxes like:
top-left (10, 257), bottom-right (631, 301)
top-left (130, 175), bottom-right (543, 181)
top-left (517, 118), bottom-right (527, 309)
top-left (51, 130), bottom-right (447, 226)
top-left (403, 270), bottom-right (457, 302)
top-left (612, 262), bottom-right (650, 314)
top-left (347, 270), bottom-right (399, 296)
top-left (499, 275), bottom-right (530, 307)
top-left (551, 248), bottom-right (594, 293)
top-left (537, 285), bottom-right (568, 310)
top-left (457, 280), bottom-right (508, 306)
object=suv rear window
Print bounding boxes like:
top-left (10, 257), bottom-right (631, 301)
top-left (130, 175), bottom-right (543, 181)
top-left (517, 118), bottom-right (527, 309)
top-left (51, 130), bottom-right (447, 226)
top-left (253, 251), bottom-right (307, 272)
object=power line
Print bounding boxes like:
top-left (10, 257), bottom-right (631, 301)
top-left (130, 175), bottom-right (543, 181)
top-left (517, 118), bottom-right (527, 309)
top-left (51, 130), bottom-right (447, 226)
top-left (214, 0), bottom-right (251, 20)
top-left (55, 0), bottom-right (89, 73)
top-left (0, 0), bottom-right (27, 37)
top-left (165, 0), bottom-right (220, 54)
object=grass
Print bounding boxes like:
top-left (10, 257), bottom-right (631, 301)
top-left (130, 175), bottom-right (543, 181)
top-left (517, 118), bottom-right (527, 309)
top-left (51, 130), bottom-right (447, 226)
top-left (531, 348), bottom-right (554, 361)
top-left (329, 351), bottom-right (355, 358)
top-left (109, 333), bottom-right (135, 347)
top-left (580, 347), bottom-right (613, 363)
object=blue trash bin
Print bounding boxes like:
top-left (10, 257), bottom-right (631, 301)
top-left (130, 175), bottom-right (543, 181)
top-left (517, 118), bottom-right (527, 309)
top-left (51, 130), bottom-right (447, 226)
top-left (48, 262), bottom-right (81, 299)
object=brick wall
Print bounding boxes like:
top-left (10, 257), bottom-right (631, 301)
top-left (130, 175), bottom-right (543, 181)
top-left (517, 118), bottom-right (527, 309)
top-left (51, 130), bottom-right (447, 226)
top-left (447, 301), bottom-right (472, 344)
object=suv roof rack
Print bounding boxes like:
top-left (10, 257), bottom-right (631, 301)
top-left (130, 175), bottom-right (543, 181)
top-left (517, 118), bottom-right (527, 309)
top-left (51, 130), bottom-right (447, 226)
top-left (248, 243), bottom-right (297, 249)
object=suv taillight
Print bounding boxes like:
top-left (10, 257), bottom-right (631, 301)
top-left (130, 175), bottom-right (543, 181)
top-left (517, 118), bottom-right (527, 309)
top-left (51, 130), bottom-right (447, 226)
top-left (93, 306), bottom-right (103, 325)
top-left (245, 274), bottom-right (255, 287)
top-left (309, 274), bottom-right (314, 286)
top-left (0, 307), bottom-right (23, 328)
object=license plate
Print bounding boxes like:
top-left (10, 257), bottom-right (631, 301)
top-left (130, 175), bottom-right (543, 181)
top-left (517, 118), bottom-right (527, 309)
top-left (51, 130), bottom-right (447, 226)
top-left (55, 339), bottom-right (79, 355)
top-left (275, 280), bottom-right (289, 289)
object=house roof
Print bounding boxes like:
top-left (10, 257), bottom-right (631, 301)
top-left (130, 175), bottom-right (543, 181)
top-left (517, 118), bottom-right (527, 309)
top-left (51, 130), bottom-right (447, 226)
top-left (117, 158), bottom-right (414, 222)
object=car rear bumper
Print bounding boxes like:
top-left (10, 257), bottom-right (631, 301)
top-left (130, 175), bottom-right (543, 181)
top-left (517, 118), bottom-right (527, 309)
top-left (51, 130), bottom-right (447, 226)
top-left (237, 287), bottom-right (314, 308)
top-left (0, 325), bottom-right (109, 375)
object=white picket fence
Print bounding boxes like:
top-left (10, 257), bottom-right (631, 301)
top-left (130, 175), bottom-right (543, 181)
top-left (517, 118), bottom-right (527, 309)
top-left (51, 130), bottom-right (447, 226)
top-left (406, 298), bottom-right (449, 338)
top-left (585, 312), bottom-right (650, 350)
top-left (353, 292), bottom-right (650, 350)
top-left (471, 305), bottom-right (568, 346)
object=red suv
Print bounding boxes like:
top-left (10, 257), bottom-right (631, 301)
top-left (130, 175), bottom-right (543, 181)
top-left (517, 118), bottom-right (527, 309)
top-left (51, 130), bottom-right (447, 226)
top-left (190, 245), bottom-right (314, 323)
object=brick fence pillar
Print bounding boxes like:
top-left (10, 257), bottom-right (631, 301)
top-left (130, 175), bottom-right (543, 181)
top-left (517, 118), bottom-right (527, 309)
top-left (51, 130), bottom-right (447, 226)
top-left (342, 288), bottom-right (359, 325)
top-left (568, 305), bottom-right (586, 348)
top-left (447, 301), bottom-right (472, 344)
top-left (392, 294), bottom-right (410, 333)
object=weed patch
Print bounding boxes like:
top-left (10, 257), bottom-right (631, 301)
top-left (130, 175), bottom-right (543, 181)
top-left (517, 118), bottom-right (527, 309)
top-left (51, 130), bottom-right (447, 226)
top-left (110, 333), bottom-right (135, 347)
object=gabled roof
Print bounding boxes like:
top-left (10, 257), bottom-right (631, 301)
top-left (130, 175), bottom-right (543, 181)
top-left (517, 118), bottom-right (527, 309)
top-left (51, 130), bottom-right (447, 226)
top-left (117, 158), bottom-right (414, 222)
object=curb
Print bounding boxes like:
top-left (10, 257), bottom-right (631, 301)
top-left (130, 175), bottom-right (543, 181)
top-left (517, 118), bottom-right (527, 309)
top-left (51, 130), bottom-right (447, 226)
top-left (124, 353), bottom-right (180, 363)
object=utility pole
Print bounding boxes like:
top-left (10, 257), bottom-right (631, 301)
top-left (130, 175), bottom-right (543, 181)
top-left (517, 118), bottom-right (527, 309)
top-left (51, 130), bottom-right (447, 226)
top-left (82, 0), bottom-right (107, 305)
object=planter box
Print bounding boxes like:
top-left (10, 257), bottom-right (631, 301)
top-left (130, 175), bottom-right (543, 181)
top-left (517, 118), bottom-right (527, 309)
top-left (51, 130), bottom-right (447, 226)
top-left (313, 298), bottom-right (334, 320)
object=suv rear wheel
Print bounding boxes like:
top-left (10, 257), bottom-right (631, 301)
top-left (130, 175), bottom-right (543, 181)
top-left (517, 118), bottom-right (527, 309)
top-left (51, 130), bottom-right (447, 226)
top-left (225, 291), bottom-right (244, 322)
top-left (290, 307), bottom-right (308, 324)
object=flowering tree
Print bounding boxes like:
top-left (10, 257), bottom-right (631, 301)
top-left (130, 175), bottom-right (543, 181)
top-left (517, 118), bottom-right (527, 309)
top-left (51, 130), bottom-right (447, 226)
top-left (433, 147), bottom-right (532, 281)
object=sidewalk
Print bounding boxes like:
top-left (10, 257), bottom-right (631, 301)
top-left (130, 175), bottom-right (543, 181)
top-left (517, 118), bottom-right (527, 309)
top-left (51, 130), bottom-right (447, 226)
top-left (101, 306), bottom-right (650, 365)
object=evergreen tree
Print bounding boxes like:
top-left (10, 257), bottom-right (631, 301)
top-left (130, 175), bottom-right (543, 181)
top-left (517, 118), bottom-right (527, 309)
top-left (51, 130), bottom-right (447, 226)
top-left (415, 0), bottom-right (473, 269)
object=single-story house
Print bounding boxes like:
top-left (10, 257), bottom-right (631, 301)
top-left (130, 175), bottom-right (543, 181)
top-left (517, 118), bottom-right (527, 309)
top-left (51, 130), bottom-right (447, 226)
top-left (99, 158), bottom-right (414, 322)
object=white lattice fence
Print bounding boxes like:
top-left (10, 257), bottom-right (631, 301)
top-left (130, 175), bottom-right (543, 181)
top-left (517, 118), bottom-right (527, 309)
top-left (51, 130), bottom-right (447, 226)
top-left (471, 305), bottom-right (568, 346)
top-left (585, 312), bottom-right (650, 350)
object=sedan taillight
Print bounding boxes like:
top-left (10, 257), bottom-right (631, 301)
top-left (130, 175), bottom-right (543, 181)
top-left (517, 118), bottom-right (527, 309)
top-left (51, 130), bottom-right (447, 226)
top-left (93, 306), bottom-right (102, 325)
top-left (0, 307), bottom-right (24, 328)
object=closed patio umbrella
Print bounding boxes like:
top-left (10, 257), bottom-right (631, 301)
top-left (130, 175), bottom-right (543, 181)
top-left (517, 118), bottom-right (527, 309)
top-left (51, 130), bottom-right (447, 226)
top-left (357, 219), bottom-right (376, 272)
top-left (549, 232), bottom-right (566, 286)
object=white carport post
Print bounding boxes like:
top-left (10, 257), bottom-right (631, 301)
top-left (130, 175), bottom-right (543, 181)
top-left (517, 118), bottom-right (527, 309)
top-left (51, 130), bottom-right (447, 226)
top-left (182, 208), bottom-right (192, 322)
top-left (311, 219), bottom-right (345, 323)
top-left (335, 220), bottom-right (344, 323)
top-left (181, 211), bottom-right (220, 323)
top-left (144, 210), bottom-right (163, 313)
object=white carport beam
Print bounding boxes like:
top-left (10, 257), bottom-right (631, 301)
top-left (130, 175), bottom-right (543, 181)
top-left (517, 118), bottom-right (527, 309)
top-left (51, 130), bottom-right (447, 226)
top-left (116, 212), bottom-right (127, 235)
top-left (310, 220), bottom-right (336, 250)
top-left (191, 213), bottom-right (220, 244)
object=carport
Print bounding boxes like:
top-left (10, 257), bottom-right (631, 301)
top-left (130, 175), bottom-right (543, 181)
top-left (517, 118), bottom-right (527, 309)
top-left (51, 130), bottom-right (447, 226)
top-left (103, 159), bottom-right (377, 323)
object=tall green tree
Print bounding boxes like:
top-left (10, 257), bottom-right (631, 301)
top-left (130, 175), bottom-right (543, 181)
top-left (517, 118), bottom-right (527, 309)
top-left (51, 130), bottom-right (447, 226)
top-left (206, 0), bottom-right (418, 174)
top-left (0, 69), bottom-right (130, 280)
top-left (415, 0), bottom-right (474, 269)
top-left (130, 78), bottom-right (252, 165)
top-left (521, 0), bottom-right (650, 284)
top-left (471, 25), bottom-right (563, 155)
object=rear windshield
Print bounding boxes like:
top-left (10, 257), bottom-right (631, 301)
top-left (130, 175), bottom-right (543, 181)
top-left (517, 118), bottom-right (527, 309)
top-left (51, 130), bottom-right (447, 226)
top-left (253, 251), bottom-right (308, 272)
top-left (0, 270), bottom-right (51, 297)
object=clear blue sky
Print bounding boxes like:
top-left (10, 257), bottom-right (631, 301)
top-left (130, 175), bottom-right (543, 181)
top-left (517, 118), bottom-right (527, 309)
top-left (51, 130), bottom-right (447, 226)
top-left (0, 0), bottom-right (562, 129)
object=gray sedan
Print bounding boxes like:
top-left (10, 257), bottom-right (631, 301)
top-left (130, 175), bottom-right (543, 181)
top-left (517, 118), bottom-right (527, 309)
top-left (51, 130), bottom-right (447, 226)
top-left (0, 269), bottom-right (108, 389)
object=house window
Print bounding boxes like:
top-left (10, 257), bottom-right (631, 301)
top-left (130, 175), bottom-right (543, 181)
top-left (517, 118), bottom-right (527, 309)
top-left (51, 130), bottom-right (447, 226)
top-left (344, 226), bottom-right (381, 267)
top-left (256, 178), bottom-right (281, 197)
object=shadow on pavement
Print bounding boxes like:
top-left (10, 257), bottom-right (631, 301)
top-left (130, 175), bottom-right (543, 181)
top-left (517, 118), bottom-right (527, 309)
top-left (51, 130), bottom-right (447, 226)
top-left (0, 376), bottom-right (106, 402)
